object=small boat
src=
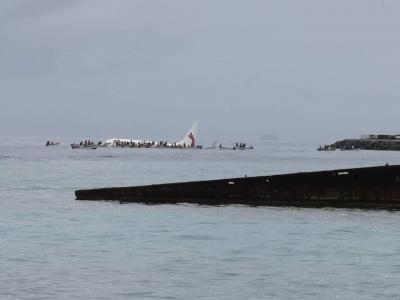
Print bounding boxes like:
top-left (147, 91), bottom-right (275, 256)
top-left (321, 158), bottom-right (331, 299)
top-left (235, 145), bottom-right (254, 150)
top-left (71, 144), bottom-right (97, 150)
top-left (218, 145), bottom-right (236, 150)
top-left (232, 142), bottom-right (253, 150)
top-left (45, 141), bottom-right (60, 146)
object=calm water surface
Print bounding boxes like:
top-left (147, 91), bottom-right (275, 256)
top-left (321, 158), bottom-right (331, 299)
top-left (1, 138), bottom-right (400, 299)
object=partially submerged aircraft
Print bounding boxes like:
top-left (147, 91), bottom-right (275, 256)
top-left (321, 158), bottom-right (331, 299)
top-left (204, 140), bottom-right (218, 149)
top-left (104, 122), bottom-right (201, 148)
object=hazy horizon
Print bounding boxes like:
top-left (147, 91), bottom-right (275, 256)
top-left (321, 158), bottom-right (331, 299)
top-left (1, 0), bottom-right (400, 142)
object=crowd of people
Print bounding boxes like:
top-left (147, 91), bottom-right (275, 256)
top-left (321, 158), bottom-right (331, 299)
top-left (113, 140), bottom-right (155, 148)
top-left (65, 139), bottom-right (255, 150)
top-left (235, 142), bottom-right (247, 148)
top-left (112, 140), bottom-right (200, 149)
top-left (318, 144), bottom-right (335, 151)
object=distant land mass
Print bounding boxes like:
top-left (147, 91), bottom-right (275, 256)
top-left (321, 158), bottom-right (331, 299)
top-left (260, 134), bottom-right (279, 141)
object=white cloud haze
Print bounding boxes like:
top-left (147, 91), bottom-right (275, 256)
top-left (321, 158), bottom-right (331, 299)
top-left (1, 0), bottom-right (400, 141)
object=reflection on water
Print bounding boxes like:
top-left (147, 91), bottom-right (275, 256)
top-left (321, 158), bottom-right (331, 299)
top-left (1, 138), bottom-right (400, 299)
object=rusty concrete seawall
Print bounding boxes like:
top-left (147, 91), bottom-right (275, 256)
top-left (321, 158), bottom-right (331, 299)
top-left (75, 165), bottom-right (400, 209)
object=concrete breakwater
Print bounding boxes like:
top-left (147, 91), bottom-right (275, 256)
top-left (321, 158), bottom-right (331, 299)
top-left (331, 139), bottom-right (400, 151)
top-left (75, 165), bottom-right (400, 209)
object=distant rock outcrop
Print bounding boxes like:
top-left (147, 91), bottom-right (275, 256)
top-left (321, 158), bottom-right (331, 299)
top-left (331, 138), bottom-right (400, 151)
top-left (260, 134), bottom-right (279, 141)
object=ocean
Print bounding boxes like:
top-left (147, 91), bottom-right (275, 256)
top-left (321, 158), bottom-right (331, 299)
top-left (1, 138), bottom-right (400, 299)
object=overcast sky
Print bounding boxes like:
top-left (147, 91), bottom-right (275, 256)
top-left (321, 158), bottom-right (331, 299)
top-left (1, 0), bottom-right (399, 141)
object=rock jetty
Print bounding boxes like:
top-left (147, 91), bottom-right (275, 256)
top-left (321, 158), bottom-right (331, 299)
top-left (331, 136), bottom-right (400, 151)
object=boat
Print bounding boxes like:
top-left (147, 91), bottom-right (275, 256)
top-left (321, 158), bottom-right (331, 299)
top-left (235, 145), bottom-right (254, 150)
top-left (218, 145), bottom-right (236, 150)
top-left (218, 143), bottom-right (254, 150)
top-left (233, 142), bottom-right (253, 150)
top-left (75, 164), bottom-right (400, 209)
top-left (45, 141), bottom-right (60, 146)
top-left (71, 144), bottom-right (97, 150)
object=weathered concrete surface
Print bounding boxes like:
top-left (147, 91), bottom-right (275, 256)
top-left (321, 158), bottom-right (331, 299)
top-left (75, 165), bottom-right (400, 209)
top-left (331, 139), bottom-right (400, 151)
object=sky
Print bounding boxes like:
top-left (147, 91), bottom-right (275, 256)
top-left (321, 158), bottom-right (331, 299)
top-left (1, 0), bottom-right (399, 142)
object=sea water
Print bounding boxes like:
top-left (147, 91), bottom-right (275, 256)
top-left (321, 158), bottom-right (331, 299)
top-left (1, 138), bottom-right (400, 299)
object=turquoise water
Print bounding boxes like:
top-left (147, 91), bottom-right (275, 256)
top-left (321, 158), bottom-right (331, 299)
top-left (1, 138), bottom-right (400, 299)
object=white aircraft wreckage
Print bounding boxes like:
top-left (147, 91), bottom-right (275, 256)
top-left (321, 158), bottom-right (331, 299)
top-left (71, 122), bottom-right (254, 150)
top-left (104, 122), bottom-right (202, 149)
